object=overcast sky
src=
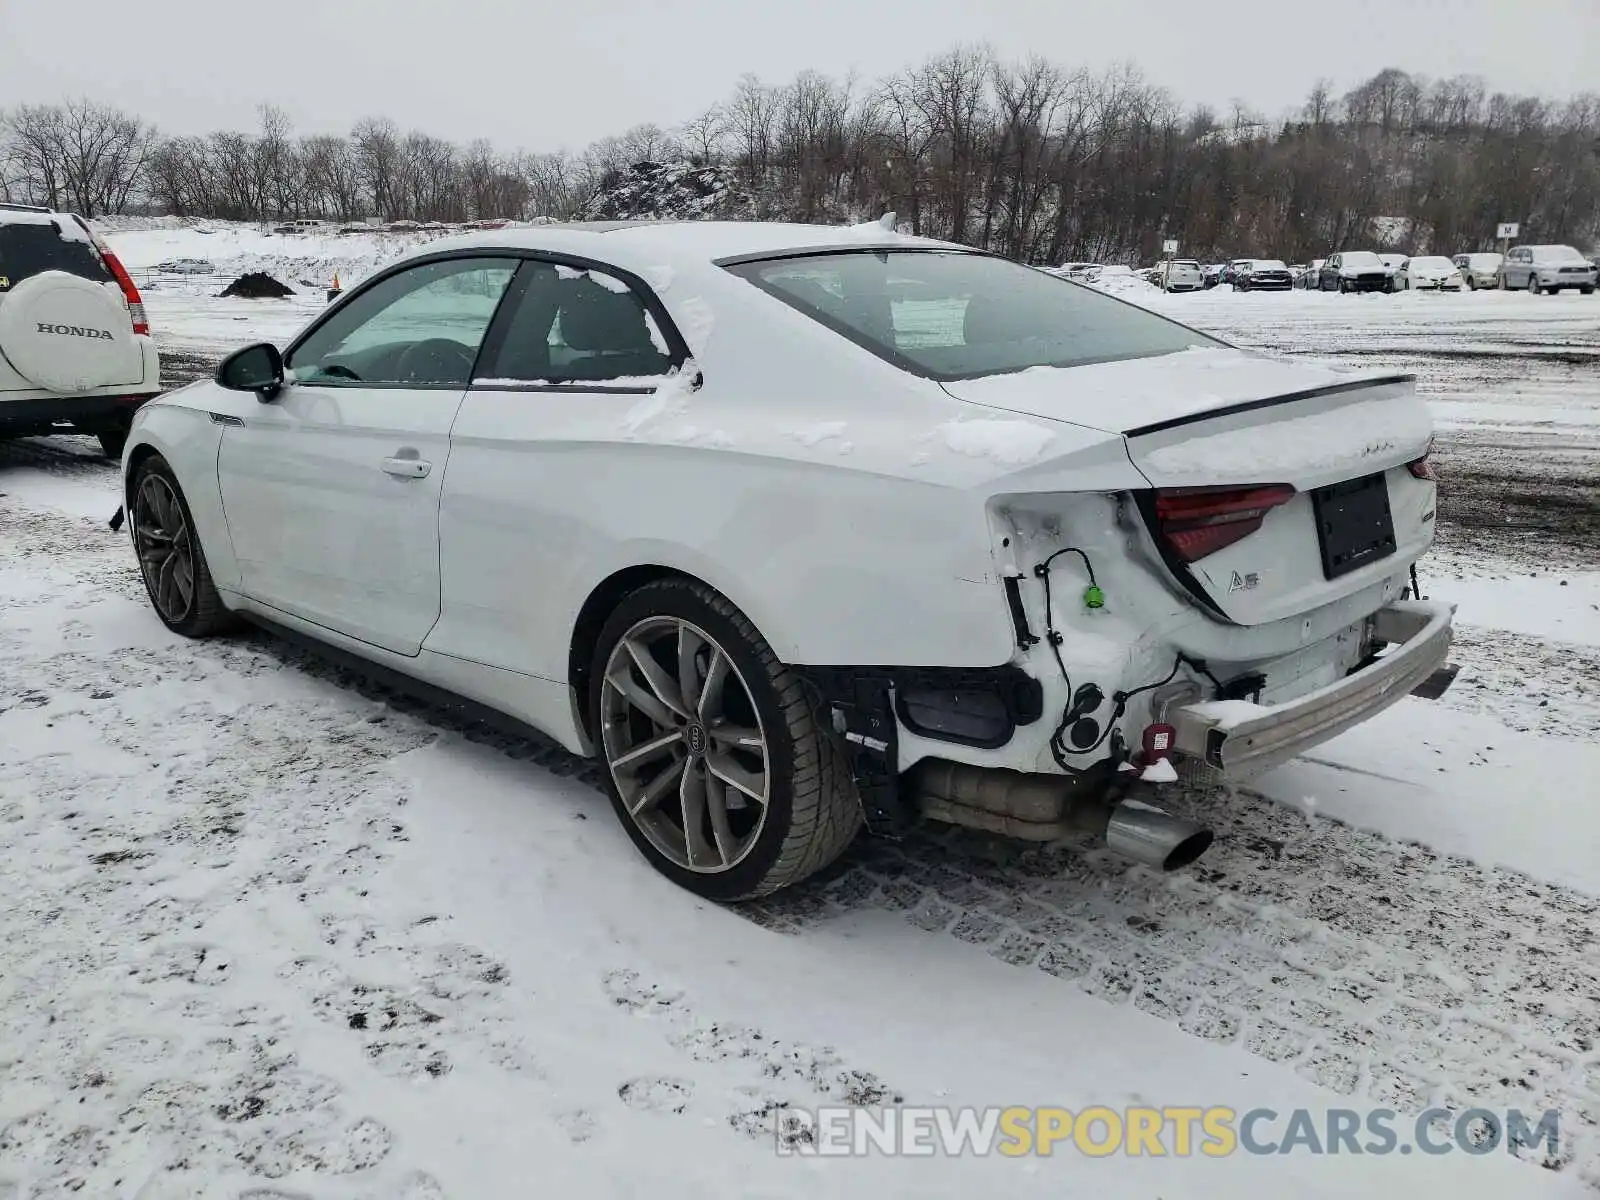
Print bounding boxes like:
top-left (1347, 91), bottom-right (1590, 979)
top-left (2, 0), bottom-right (1595, 151)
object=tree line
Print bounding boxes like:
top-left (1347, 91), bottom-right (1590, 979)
top-left (3, 52), bottom-right (1597, 264)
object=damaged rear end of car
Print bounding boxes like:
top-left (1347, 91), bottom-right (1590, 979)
top-left (917, 352), bottom-right (1456, 866)
top-left (725, 245), bottom-right (1456, 876)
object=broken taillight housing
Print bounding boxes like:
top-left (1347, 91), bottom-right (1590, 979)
top-left (1141, 723), bottom-right (1176, 762)
top-left (1153, 484), bottom-right (1297, 563)
top-left (1406, 438), bottom-right (1437, 480)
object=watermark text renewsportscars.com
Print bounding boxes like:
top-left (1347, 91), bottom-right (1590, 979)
top-left (774, 1105), bottom-right (1561, 1159)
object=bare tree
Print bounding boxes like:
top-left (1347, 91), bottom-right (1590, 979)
top-left (1, 99), bottom-right (155, 216)
top-left (678, 105), bottom-right (726, 163)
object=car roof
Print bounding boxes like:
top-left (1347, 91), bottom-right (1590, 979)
top-left (406, 220), bottom-right (966, 275)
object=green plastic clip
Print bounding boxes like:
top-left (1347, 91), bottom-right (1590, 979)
top-left (1083, 585), bottom-right (1105, 610)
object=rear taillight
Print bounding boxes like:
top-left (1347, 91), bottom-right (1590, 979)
top-left (91, 235), bottom-right (148, 335)
top-left (1406, 439), bottom-right (1437, 481)
top-left (1153, 484), bottom-right (1296, 563)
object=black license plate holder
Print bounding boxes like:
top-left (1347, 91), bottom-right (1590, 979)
top-left (1312, 472), bottom-right (1397, 579)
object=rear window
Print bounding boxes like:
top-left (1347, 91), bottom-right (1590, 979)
top-left (0, 219), bottom-right (111, 292)
top-left (724, 250), bottom-right (1223, 381)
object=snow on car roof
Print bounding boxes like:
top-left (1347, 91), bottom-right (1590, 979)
top-left (0, 209), bottom-right (93, 242)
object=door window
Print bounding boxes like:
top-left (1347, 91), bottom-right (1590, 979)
top-left (288, 256), bottom-right (517, 387)
top-left (475, 261), bottom-right (676, 386)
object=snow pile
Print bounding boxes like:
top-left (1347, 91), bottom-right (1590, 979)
top-left (583, 161), bottom-right (754, 222)
top-left (784, 420), bottom-right (850, 448)
top-left (619, 365), bottom-right (698, 436)
top-left (931, 417), bottom-right (1056, 465)
top-left (1087, 269), bottom-right (1159, 298)
top-left (104, 222), bottom-right (461, 293)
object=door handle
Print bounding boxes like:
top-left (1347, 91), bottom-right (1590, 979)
top-left (381, 456), bottom-right (432, 479)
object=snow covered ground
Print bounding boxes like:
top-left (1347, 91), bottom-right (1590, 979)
top-left (2, 225), bottom-right (1599, 1197)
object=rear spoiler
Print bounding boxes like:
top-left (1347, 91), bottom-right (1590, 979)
top-left (1122, 374), bottom-right (1416, 438)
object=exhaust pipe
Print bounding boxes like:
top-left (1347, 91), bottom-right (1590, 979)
top-left (1104, 798), bottom-right (1214, 871)
top-left (907, 759), bottom-right (1216, 871)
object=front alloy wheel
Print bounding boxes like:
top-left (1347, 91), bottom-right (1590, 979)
top-left (133, 472), bottom-right (198, 625)
top-left (129, 456), bottom-right (236, 638)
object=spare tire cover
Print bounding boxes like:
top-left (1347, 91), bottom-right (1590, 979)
top-left (0, 269), bottom-right (141, 393)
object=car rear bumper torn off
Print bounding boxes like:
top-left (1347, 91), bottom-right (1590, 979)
top-left (1165, 599), bottom-right (1456, 778)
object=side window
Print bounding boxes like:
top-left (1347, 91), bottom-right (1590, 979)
top-left (476, 260), bottom-right (676, 386)
top-left (288, 256), bottom-right (517, 387)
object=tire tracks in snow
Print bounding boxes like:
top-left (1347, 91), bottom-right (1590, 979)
top-left (4, 476), bottom-right (1600, 1188)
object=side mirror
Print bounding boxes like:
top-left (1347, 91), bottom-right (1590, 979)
top-left (216, 342), bottom-right (284, 400)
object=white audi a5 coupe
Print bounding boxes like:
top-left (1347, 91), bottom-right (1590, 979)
top-left (119, 220), bottom-right (1457, 900)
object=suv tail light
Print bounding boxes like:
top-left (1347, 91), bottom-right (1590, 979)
top-left (1406, 438), bottom-right (1437, 481)
top-left (88, 233), bottom-right (148, 335)
top-left (1153, 484), bottom-right (1296, 563)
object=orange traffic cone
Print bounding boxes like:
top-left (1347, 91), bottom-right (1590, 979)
top-left (326, 271), bottom-right (343, 303)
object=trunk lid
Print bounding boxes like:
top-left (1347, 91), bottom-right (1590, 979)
top-left (942, 348), bottom-right (1436, 624)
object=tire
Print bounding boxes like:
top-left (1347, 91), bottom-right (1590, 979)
top-left (1582, 287), bottom-right (1595, 296)
top-left (589, 578), bottom-right (862, 901)
top-left (98, 429), bottom-right (127, 459)
top-left (1465, 277), bottom-right (1476, 291)
top-left (1528, 275), bottom-right (1541, 295)
top-left (128, 454), bottom-right (238, 638)
top-left (1338, 279), bottom-right (1349, 294)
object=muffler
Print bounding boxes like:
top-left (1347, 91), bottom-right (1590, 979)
top-left (908, 759), bottom-right (1216, 871)
top-left (1103, 798), bottom-right (1214, 871)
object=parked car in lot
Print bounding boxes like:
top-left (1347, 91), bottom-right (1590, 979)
top-left (1201, 263), bottom-right (1227, 289)
top-left (1055, 261), bottom-right (1101, 282)
top-left (1231, 259), bottom-right (1293, 291)
top-left (1378, 253), bottom-right (1406, 285)
top-left (1156, 259), bottom-right (1204, 292)
top-left (1452, 252), bottom-right (1503, 289)
top-left (1500, 245), bottom-right (1597, 295)
top-left (1221, 258), bottom-right (1252, 287)
top-left (118, 220), bottom-right (1456, 899)
top-left (1319, 251), bottom-right (1392, 292)
top-left (272, 219), bottom-right (326, 235)
top-left (153, 257), bottom-right (215, 275)
top-left (1295, 258), bottom-right (1326, 289)
top-left (0, 202), bottom-right (161, 457)
top-left (1395, 256), bottom-right (1464, 291)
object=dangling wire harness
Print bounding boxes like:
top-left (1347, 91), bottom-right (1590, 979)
top-left (1033, 547), bottom-right (1229, 768)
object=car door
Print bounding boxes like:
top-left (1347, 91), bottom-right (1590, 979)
top-left (1322, 256), bottom-right (1338, 289)
top-left (217, 254), bottom-right (518, 655)
top-left (1504, 248), bottom-right (1525, 288)
top-left (428, 257), bottom-right (687, 680)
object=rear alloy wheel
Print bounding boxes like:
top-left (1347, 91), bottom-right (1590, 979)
top-left (592, 579), bottom-right (861, 900)
top-left (1528, 275), bottom-right (1542, 295)
top-left (130, 456), bottom-right (236, 638)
